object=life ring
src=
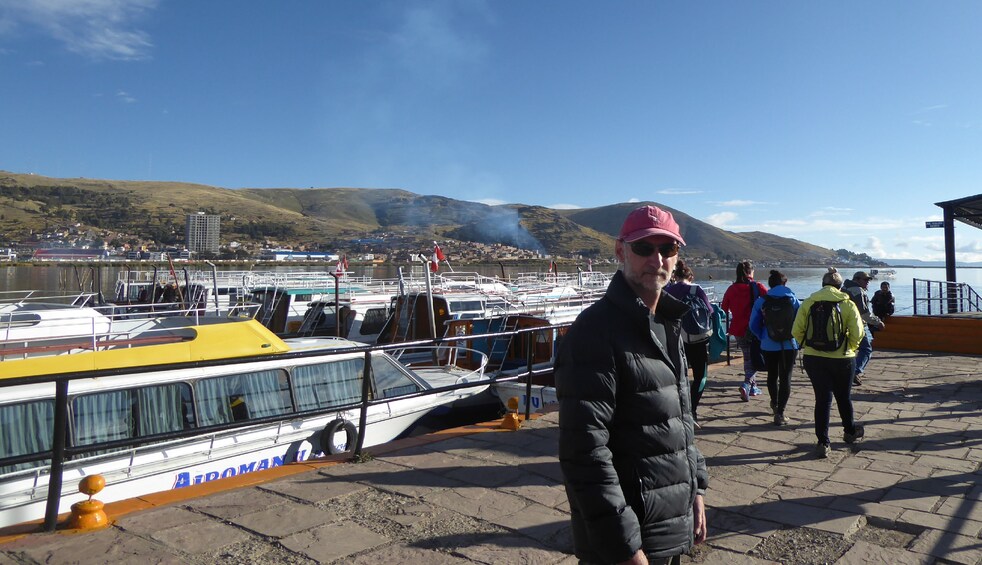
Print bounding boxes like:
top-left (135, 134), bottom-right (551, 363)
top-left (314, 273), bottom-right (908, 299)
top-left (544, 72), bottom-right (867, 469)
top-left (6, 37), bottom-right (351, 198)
top-left (320, 419), bottom-right (358, 455)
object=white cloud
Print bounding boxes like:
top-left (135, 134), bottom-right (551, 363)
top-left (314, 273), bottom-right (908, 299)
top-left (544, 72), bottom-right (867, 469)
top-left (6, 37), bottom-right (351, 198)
top-left (912, 104), bottom-right (947, 114)
top-left (866, 236), bottom-right (886, 257)
top-left (705, 212), bottom-right (737, 228)
top-left (548, 203), bottom-right (582, 210)
top-left (627, 197), bottom-right (640, 203)
top-left (714, 200), bottom-right (759, 207)
top-left (0, 0), bottom-right (157, 60)
top-left (657, 189), bottom-right (702, 195)
top-left (116, 90), bottom-right (136, 103)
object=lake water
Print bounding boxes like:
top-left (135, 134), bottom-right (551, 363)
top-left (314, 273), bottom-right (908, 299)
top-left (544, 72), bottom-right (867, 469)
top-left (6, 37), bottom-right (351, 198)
top-left (2, 263), bottom-right (981, 317)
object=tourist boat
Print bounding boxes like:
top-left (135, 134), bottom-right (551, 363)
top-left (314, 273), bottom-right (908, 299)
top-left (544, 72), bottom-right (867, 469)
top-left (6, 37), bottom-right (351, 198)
top-left (0, 305), bottom-right (489, 529)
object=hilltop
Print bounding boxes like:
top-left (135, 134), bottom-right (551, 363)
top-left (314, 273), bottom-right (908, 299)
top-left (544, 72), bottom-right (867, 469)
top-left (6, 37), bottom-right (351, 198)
top-left (0, 171), bottom-right (873, 265)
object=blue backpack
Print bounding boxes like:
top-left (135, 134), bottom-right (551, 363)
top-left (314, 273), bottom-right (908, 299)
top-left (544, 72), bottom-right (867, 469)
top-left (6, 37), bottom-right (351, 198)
top-left (680, 286), bottom-right (713, 343)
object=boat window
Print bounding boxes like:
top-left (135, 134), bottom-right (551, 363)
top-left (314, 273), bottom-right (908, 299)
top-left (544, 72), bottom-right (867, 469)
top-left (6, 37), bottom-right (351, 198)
top-left (359, 308), bottom-right (388, 335)
top-left (0, 400), bottom-right (54, 474)
top-left (72, 383), bottom-right (195, 446)
top-left (196, 370), bottom-right (292, 426)
top-left (292, 358), bottom-right (365, 411)
top-left (372, 355), bottom-right (423, 399)
top-left (0, 312), bottom-right (42, 329)
top-left (448, 300), bottom-right (483, 313)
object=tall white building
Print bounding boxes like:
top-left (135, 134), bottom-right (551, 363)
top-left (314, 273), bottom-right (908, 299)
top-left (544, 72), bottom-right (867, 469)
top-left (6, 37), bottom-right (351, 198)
top-left (185, 212), bottom-right (220, 254)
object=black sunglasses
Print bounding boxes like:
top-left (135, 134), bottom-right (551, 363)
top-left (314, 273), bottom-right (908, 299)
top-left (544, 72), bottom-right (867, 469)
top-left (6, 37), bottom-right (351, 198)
top-left (628, 240), bottom-right (679, 258)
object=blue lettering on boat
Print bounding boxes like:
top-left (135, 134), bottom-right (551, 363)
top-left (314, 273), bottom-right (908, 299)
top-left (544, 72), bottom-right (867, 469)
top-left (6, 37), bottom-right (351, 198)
top-left (173, 454), bottom-right (293, 489)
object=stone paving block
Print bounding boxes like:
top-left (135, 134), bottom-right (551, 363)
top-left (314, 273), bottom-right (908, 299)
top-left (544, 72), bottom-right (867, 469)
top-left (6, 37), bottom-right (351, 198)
top-left (897, 508), bottom-right (982, 538)
top-left (232, 500), bottom-right (338, 537)
top-left (452, 533), bottom-right (569, 564)
top-left (916, 454), bottom-right (980, 474)
top-left (907, 527), bottom-right (982, 565)
top-left (708, 508), bottom-right (783, 538)
top-left (7, 528), bottom-right (184, 564)
top-left (705, 529), bottom-right (765, 553)
top-left (280, 520), bottom-right (389, 563)
top-left (424, 485), bottom-right (530, 521)
top-left (487, 502), bottom-right (571, 547)
top-left (152, 518), bottom-right (252, 554)
top-left (184, 486), bottom-right (288, 519)
top-left (707, 481), bottom-right (767, 508)
top-left (935, 495), bottom-right (982, 522)
top-left (811, 479), bottom-right (884, 501)
top-left (879, 487), bottom-right (941, 512)
top-left (347, 545), bottom-right (464, 564)
top-left (499, 473), bottom-right (569, 508)
top-left (694, 549), bottom-right (782, 564)
top-left (387, 501), bottom-right (451, 526)
top-left (318, 457), bottom-right (408, 478)
top-left (837, 539), bottom-right (932, 564)
top-left (828, 467), bottom-right (904, 489)
top-left (366, 467), bottom-right (468, 498)
top-left (444, 459), bottom-right (529, 488)
top-left (828, 499), bottom-right (904, 522)
top-left (115, 504), bottom-right (210, 535)
top-left (261, 473), bottom-right (368, 503)
top-left (743, 499), bottom-right (864, 535)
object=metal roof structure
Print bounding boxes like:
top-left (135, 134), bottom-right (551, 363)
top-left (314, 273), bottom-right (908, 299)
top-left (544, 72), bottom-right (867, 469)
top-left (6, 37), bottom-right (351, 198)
top-left (934, 194), bottom-right (982, 282)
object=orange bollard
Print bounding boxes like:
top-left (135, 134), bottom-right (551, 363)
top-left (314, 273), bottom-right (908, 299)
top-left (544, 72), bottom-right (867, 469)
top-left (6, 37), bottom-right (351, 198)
top-left (68, 475), bottom-right (110, 531)
top-left (499, 396), bottom-right (523, 430)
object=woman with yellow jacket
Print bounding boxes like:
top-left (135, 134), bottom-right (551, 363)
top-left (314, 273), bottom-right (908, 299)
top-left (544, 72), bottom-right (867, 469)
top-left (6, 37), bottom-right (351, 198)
top-left (791, 268), bottom-right (865, 459)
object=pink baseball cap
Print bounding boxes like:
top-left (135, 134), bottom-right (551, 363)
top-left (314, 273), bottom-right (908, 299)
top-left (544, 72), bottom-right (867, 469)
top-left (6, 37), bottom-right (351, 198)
top-left (618, 205), bottom-right (686, 245)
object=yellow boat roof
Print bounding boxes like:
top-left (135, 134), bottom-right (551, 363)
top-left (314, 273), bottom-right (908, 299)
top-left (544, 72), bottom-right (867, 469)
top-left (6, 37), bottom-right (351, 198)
top-left (0, 319), bottom-right (291, 381)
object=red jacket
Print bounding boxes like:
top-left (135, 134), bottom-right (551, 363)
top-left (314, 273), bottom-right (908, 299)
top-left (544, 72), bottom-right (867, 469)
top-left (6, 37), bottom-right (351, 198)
top-left (721, 280), bottom-right (767, 338)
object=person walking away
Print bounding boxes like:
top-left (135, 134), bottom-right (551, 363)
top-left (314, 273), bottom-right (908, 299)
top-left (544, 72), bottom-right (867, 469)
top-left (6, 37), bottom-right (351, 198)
top-left (841, 271), bottom-right (885, 386)
top-left (557, 204), bottom-right (708, 565)
top-left (748, 270), bottom-right (800, 426)
top-left (721, 260), bottom-right (768, 402)
top-left (792, 268), bottom-right (865, 458)
top-left (665, 259), bottom-right (713, 426)
top-left (871, 281), bottom-right (895, 319)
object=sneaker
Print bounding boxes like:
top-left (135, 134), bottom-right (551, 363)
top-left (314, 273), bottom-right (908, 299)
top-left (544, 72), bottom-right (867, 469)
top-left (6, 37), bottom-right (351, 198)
top-left (739, 384), bottom-right (749, 402)
top-left (816, 442), bottom-right (832, 458)
top-left (750, 385), bottom-right (762, 396)
top-left (844, 424), bottom-right (865, 444)
top-left (774, 413), bottom-right (788, 426)
top-left (853, 374), bottom-right (863, 386)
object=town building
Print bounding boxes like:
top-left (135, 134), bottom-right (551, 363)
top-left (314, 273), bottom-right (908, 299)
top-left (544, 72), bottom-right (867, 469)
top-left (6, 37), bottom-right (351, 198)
top-left (185, 212), bottom-right (220, 254)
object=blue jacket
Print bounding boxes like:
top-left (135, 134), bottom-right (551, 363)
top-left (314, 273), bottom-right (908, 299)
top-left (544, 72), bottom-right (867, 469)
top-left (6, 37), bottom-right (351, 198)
top-left (749, 285), bottom-right (800, 351)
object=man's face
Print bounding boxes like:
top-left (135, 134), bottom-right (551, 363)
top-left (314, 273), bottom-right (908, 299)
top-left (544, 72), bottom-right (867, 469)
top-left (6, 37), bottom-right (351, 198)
top-left (858, 277), bottom-right (871, 290)
top-left (616, 235), bottom-right (679, 298)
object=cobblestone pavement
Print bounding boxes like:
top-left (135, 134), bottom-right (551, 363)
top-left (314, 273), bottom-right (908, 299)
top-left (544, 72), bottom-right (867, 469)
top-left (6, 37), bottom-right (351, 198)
top-left (1, 349), bottom-right (979, 564)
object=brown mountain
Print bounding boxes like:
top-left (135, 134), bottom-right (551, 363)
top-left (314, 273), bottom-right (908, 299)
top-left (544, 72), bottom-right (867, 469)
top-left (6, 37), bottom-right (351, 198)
top-left (0, 171), bottom-right (840, 262)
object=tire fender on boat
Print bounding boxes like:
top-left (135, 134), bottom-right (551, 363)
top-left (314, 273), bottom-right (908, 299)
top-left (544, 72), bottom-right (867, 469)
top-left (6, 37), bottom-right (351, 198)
top-left (321, 419), bottom-right (358, 455)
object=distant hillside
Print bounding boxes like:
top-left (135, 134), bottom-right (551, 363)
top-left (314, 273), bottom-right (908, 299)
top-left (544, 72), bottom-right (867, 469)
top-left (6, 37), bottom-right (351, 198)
top-left (0, 171), bottom-right (845, 263)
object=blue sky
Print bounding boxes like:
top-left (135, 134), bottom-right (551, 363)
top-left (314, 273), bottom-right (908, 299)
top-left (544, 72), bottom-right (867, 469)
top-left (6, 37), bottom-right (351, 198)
top-left (2, 1), bottom-right (982, 263)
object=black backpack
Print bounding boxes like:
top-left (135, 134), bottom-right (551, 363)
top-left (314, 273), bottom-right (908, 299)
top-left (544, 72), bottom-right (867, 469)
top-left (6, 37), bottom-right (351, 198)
top-left (803, 300), bottom-right (846, 351)
top-left (761, 295), bottom-right (795, 342)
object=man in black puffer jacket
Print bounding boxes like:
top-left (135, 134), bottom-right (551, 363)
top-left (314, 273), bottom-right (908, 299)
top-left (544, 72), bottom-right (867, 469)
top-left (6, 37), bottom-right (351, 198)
top-left (557, 205), bottom-right (708, 565)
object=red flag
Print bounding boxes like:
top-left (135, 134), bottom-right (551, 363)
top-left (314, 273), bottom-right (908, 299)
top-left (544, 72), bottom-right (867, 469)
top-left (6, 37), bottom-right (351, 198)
top-left (335, 254), bottom-right (348, 275)
top-left (433, 243), bottom-right (445, 262)
top-left (342, 254), bottom-right (350, 271)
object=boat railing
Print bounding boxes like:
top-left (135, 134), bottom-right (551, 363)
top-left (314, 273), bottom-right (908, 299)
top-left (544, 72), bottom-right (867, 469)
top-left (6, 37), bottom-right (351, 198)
top-left (0, 291), bottom-right (100, 308)
top-left (912, 278), bottom-right (982, 315)
top-left (0, 302), bottom-right (262, 361)
top-left (0, 331), bottom-right (508, 531)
